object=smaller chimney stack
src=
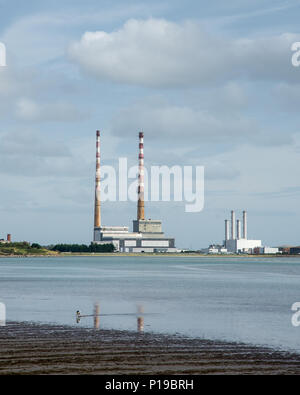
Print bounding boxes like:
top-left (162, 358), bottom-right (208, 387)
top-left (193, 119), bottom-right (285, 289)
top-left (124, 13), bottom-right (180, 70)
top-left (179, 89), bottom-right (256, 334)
top-left (225, 220), bottom-right (229, 241)
top-left (236, 220), bottom-right (241, 240)
top-left (243, 211), bottom-right (247, 239)
top-left (231, 211), bottom-right (236, 240)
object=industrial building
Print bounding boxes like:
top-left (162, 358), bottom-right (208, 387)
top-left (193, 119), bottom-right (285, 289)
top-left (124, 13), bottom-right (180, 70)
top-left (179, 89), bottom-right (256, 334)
top-left (202, 245), bottom-right (229, 254)
top-left (224, 211), bottom-right (262, 253)
top-left (288, 247), bottom-right (300, 255)
top-left (93, 131), bottom-right (176, 253)
top-left (253, 247), bottom-right (279, 255)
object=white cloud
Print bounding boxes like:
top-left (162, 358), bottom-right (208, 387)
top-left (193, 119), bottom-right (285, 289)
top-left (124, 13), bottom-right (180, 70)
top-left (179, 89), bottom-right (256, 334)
top-left (0, 130), bottom-right (70, 158)
top-left (1, 14), bottom-right (67, 67)
top-left (69, 18), bottom-right (300, 87)
top-left (205, 161), bottom-right (240, 180)
top-left (273, 83), bottom-right (300, 112)
top-left (0, 66), bottom-right (33, 97)
top-left (0, 130), bottom-right (92, 178)
top-left (1, 4), bottom-right (166, 67)
top-left (15, 98), bottom-right (89, 122)
top-left (0, 60), bottom-right (88, 124)
top-left (111, 98), bottom-right (268, 145)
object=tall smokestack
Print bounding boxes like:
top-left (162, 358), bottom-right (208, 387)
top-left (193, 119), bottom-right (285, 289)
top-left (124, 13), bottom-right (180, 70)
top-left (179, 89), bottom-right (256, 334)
top-left (231, 210), bottom-right (236, 240)
top-left (225, 220), bottom-right (229, 241)
top-left (137, 132), bottom-right (145, 221)
top-left (237, 220), bottom-right (241, 240)
top-left (7, 234), bottom-right (11, 243)
top-left (94, 130), bottom-right (101, 229)
top-left (243, 211), bottom-right (247, 239)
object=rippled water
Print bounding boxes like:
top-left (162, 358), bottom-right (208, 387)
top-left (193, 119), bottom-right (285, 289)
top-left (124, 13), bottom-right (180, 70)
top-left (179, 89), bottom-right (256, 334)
top-left (0, 256), bottom-right (300, 353)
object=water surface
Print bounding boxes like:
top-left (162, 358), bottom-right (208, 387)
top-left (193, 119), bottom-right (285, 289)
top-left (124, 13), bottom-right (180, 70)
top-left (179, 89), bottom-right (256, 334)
top-left (0, 256), bottom-right (299, 353)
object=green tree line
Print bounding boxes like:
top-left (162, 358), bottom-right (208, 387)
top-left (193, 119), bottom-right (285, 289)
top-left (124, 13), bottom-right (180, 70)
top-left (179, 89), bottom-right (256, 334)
top-left (50, 243), bottom-right (115, 253)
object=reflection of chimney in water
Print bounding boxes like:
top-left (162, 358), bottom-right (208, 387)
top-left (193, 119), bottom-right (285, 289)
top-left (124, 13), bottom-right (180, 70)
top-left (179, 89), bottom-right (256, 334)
top-left (137, 317), bottom-right (144, 333)
top-left (94, 302), bottom-right (100, 329)
top-left (137, 305), bottom-right (144, 333)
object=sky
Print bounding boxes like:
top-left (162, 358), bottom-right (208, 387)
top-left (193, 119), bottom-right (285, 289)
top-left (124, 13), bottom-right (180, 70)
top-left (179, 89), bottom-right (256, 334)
top-left (0, 0), bottom-right (300, 248)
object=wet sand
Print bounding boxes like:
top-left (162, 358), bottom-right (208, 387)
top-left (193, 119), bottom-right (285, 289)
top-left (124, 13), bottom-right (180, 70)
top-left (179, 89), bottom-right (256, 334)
top-left (0, 322), bottom-right (299, 375)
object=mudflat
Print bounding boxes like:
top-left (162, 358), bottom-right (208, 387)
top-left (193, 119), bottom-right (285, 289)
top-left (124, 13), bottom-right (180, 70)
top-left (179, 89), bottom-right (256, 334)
top-left (0, 322), bottom-right (299, 375)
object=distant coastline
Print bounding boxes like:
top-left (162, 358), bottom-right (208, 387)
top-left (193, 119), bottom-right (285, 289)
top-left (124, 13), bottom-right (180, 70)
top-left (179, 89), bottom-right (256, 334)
top-left (0, 252), bottom-right (296, 258)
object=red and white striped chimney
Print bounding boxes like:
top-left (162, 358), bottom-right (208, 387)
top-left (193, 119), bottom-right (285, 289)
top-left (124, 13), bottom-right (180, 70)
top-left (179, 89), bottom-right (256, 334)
top-left (137, 132), bottom-right (145, 221)
top-left (94, 130), bottom-right (101, 228)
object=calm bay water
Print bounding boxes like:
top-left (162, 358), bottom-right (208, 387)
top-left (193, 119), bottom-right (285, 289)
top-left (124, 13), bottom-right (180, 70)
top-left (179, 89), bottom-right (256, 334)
top-left (0, 255), bottom-right (300, 353)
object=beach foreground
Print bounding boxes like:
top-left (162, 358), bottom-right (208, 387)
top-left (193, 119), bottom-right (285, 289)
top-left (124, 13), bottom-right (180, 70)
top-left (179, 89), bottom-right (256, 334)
top-left (0, 322), bottom-right (299, 375)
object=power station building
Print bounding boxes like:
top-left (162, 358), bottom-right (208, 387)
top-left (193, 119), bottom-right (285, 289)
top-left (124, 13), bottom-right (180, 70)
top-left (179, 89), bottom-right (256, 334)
top-left (224, 210), bottom-right (262, 253)
top-left (93, 131), bottom-right (176, 253)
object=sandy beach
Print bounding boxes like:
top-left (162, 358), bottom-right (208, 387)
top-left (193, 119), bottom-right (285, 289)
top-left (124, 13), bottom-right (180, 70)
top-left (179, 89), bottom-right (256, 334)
top-left (0, 322), bottom-right (299, 375)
